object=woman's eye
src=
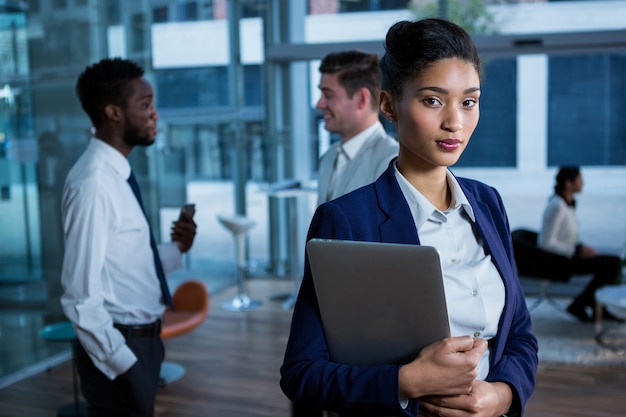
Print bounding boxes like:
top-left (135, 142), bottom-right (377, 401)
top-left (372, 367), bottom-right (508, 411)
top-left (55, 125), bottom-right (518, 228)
top-left (424, 97), bottom-right (442, 106)
top-left (463, 99), bottom-right (478, 108)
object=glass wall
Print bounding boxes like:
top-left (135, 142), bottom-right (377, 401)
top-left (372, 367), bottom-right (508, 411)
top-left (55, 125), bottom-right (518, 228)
top-left (0, 7), bottom-right (40, 292)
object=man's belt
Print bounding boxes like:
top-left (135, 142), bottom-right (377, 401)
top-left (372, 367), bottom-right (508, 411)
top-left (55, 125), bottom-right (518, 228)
top-left (114, 320), bottom-right (162, 338)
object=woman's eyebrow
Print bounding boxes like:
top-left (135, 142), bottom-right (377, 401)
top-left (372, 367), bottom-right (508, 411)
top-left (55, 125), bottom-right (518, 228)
top-left (417, 86), bottom-right (481, 94)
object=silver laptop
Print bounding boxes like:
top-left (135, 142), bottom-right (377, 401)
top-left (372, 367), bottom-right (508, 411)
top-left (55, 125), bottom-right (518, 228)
top-left (306, 238), bottom-right (450, 368)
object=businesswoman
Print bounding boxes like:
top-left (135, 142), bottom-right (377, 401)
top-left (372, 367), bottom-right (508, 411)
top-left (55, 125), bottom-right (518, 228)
top-left (280, 18), bottom-right (538, 417)
top-left (538, 165), bottom-right (621, 322)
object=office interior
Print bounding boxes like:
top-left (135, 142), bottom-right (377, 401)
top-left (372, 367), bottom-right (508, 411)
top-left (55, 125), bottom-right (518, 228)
top-left (1, 0), bottom-right (626, 392)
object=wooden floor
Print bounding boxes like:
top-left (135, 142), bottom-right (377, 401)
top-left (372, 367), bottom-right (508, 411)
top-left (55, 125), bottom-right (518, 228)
top-left (0, 279), bottom-right (624, 417)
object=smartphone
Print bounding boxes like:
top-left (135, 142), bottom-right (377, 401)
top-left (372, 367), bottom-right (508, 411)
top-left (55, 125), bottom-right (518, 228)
top-left (178, 203), bottom-right (196, 222)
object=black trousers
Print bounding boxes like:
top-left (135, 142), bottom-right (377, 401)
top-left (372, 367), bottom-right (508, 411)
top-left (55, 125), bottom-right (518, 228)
top-left (72, 328), bottom-right (164, 417)
top-left (568, 254), bottom-right (621, 308)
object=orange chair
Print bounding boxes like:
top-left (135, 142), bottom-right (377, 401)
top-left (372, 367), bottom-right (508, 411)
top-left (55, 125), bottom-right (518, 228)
top-left (160, 279), bottom-right (210, 385)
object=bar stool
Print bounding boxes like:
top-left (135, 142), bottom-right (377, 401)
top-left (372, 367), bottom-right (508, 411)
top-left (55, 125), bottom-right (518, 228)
top-left (218, 214), bottom-right (262, 311)
top-left (39, 321), bottom-right (88, 417)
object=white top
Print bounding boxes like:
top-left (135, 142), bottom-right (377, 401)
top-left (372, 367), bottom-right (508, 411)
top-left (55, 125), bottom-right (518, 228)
top-left (394, 165), bottom-right (505, 381)
top-left (538, 195), bottom-right (578, 258)
top-left (60, 138), bottom-right (183, 380)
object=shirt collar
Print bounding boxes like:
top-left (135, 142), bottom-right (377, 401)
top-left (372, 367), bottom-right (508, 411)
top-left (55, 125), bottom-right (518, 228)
top-left (393, 163), bottom-right (476, 229)
top-left (89, 137), bottom-right (131, 180)
top-left (340, 121), bottom-right (383, 160)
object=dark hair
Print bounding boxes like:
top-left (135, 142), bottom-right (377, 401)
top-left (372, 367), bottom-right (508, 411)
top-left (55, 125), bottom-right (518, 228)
top-left (379, 18), bottom-right (482, 97)
top-left (554, 165), bottom-right (581, 195)
top-left (75, 57), bottom-right (145, 127)
top-left (319, 50), bottom-right (381, 109)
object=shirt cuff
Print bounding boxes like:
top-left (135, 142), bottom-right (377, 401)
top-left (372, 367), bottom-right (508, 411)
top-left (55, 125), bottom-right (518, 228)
top-left (399, 397), bottom-right (409, 409)
top-left (93, 342), bottom-right (137, 380)
top-left (157, 241), bottom-right (183, 274)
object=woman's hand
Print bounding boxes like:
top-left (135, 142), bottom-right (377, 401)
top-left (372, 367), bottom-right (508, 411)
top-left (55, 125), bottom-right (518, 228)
top-left (398, 336), bottom-right (487, 399)
top-left (417, 380), bottom-right (513, 417)
top-left (576, 244), bottom-right (598, 259)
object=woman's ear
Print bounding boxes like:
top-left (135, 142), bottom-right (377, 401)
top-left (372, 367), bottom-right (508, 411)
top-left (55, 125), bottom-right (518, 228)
top-left (379, 90), bottom-right (395, 123)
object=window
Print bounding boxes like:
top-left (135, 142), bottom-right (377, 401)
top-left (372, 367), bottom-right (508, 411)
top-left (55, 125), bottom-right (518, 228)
top-left (242, 0), bottom-right (264, 17)
top-left (27, 0), bottom-right (40, 13)
top-left (156, 67), bottom-right (229, 108)
top-left (131, 13), bottom-right (147, 52)
top-left (106, 0), bottom-right (121, 25)
top-left (153, 6), bottom-right (168, 23)
top-left (547, 54), bottom-right (626, 166)
top-left (339, 0), bottom-right (410, 13)
top-left (178, 1), bottom-right (198, 21)
top-left (244, 65), bottom-right (263, 107)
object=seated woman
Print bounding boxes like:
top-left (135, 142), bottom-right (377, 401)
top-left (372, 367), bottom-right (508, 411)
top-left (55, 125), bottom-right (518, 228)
top-left (281, 18), bottom-right (538, 417)
top-left (538, 165), bottom-right (622, 322)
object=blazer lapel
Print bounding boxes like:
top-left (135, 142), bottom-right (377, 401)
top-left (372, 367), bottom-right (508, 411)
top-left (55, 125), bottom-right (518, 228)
top-left (374, 162), bottom-right (420, 246)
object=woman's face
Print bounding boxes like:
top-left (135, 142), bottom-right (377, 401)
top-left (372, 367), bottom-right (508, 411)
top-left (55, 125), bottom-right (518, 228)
top-left (570, 173), bottom-right (584, 193)
top-left (381, 58), bottom-right (480, 172)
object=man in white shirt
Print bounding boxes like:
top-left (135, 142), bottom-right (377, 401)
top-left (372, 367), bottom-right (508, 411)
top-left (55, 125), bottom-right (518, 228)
top-left (316, 50), bottom-right (398, 206)
top-left (61, 58), bottom-right (197, 416)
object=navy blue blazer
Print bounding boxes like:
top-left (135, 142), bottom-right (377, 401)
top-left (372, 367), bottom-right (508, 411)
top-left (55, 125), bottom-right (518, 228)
top-left (280, 161), bottom-right (538, 416)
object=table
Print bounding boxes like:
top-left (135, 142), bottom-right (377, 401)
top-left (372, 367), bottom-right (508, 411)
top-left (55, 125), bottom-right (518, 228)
top-left (594, 285), bottom-right (626, 353)
top-left (266, 184), bottom-right (316, 310)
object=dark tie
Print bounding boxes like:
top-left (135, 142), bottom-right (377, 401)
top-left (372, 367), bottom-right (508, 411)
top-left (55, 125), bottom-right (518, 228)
top-left (127, 171), bottom-right (174, 309)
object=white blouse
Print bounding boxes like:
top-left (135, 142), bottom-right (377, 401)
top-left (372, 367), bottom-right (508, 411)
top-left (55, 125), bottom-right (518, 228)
top-left (538, 195), bottom-right (578, 258)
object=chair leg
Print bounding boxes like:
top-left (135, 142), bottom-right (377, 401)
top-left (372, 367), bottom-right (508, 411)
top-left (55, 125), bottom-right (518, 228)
top-left (159, 361), bottom-right (186, 386)
top-left (528, 280), bottom-right (567, 312)
top-left (56, 354), bottom-right (88, 417)
top-left (527, 280), bottom-right (549, 311)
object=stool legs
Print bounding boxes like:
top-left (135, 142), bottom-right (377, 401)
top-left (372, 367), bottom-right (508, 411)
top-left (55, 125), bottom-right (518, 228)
top-left (56, 348), bottom-right (88, 416)
top-left (39, 323), bottom-right (88, 417)
top-left (222, 231), bottom-right (262, 311)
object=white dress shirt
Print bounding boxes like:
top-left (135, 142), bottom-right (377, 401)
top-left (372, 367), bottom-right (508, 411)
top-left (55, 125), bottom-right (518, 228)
top-left (394, 165), bottom-right (505, 380)
top-left (330, 121), bottom-right (379, 190)
top-left (538, 195), bottom-right (578, 257)
top-left (60, 138), bottom-right (183, 380)
top-left (340, 121), bottom-right (379, 160)
top-left (319, 121), bottom-right (397, 204)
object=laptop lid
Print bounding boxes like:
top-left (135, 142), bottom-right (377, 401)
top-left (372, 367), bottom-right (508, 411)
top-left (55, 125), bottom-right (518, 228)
top-left (306, 238), bottom-right (450, 368)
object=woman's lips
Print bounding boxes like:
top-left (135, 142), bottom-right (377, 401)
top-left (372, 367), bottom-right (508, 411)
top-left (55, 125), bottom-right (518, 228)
top-left (437, 139), bottom-right (461, 151)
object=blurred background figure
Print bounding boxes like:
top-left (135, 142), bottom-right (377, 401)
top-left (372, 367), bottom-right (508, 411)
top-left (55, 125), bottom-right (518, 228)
top-left (538, 165), bottom-right (622, 322)
top-left (315, 50), bottom-right (398, 206)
